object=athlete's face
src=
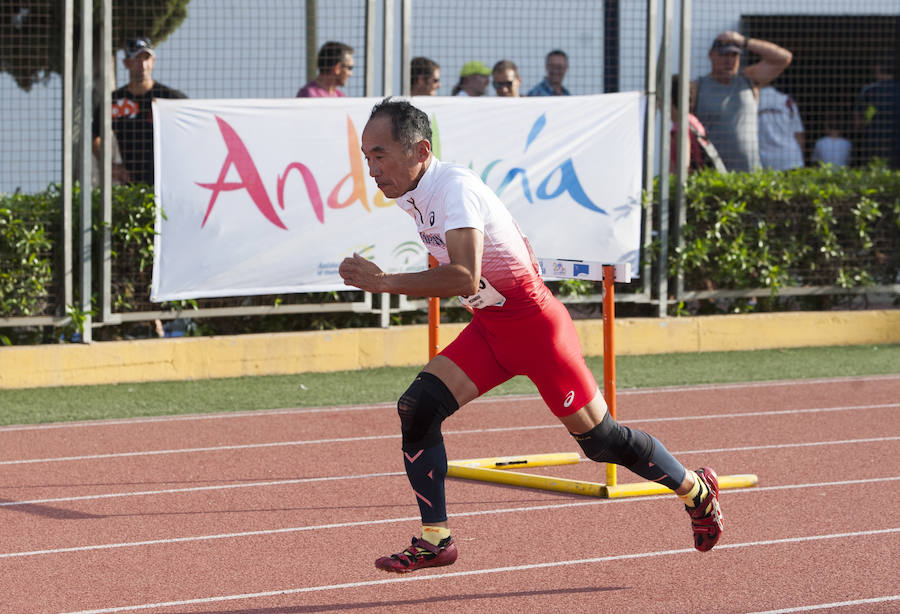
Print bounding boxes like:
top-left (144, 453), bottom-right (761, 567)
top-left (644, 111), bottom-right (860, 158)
top-left (361, 115), bottom-right (430, 199)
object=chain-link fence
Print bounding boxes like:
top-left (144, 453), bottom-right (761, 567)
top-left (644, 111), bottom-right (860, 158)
top-left (1, 1), bottom-right (898, 339)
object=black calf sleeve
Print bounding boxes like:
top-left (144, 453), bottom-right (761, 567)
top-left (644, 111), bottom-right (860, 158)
top-left (572, 412), bottom-right (687, 490)
top-left (397, 372), bottom-right (460, 451)
top-left (572, 411), bottom-right (652, 467)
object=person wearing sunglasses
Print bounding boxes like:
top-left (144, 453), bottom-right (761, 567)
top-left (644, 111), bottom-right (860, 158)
top-left (411, 57), bottom-right (441, 96)
top-left (491, 59), bottom-right (522, 97)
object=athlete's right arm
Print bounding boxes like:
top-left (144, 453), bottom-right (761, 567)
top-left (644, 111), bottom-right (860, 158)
top-left (339, 227), bottom-right (483, 298)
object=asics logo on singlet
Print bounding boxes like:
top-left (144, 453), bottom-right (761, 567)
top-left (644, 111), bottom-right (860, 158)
top-left (563, 390), bottom-right (576, 408)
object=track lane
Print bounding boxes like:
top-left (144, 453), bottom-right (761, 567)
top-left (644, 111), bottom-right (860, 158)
top-left (0, 377), bottom-right (897, 613)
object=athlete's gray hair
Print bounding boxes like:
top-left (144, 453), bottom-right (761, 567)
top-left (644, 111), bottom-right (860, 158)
top-left (368, 97), bottom-right (432, 152)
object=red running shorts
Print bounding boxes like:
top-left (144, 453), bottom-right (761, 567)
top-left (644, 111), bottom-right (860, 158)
top-left (440, 296), bottom-right (599, 417)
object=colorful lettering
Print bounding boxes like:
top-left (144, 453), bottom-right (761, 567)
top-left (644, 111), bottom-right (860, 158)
top-left (328, 116), bottom-right (371, 211)
top-left (197, 116), bottom-right (288, 229)
top-left (478, 113), bottom-right (605, 215)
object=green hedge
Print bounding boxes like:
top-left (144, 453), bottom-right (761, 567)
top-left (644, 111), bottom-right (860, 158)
top-left (0, 186), bottom-right (60, 317)
top-left (0, 183), bottom-right (156, 318)
top-left (671, 164), bottom-right (900, 311)
top-left (1, 164), bottom-right (898, 341)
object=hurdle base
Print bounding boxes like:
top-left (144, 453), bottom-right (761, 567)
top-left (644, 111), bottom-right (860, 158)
top-left (604, 473), bottom-right (758, 498)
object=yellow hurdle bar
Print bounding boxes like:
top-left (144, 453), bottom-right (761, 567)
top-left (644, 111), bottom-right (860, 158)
top-left (447, 464), bottom-right (605, 497)
top-left (448, 453), bottom-right (581, 470)
top-left (447, 459), bottom-right (759, 499)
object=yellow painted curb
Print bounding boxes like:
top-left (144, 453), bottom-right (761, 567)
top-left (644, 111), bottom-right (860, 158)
top-left (0, 310), bottom-right (897, 389)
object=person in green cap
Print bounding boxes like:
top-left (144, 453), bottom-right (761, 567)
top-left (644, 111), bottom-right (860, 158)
top-left (451, 60), bottom-right (491, 96)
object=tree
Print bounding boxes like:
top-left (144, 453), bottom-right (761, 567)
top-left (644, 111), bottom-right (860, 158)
top-left (0, 0), bottom-right (190, 92)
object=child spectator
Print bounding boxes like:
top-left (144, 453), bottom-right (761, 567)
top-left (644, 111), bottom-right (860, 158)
top-left (813, 121), bottom-right (852, 167)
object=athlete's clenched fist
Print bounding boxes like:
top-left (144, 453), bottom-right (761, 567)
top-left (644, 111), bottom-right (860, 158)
top-left (338, 252), bottom-right (386, 293)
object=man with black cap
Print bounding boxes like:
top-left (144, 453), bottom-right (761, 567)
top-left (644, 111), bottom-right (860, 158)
top-left (92, 37), bottom-right (187, 186)
top-left (690, 31), bottom-right (791, 171)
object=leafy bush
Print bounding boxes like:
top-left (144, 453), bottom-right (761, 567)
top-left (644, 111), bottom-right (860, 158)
top-left (0, 186), bottom-right (58, 317)
top-left (669, 164), bottom-right (900, 310)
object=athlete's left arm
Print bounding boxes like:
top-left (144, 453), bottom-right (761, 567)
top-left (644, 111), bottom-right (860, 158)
top-left (338, 227), bottom-right (483, 297)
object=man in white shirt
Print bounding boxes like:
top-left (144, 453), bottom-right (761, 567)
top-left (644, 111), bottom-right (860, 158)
top-left (758, 86), bottom-right (805, 170)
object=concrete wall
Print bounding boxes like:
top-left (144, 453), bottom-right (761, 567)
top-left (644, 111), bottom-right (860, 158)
top-left (1, 310), bottom-right (898, 390)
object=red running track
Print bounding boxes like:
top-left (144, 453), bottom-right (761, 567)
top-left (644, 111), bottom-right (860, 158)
top-left (1, 375), bottom-right (899, 614)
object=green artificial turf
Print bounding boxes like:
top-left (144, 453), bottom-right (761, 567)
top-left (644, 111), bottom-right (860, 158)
top-left (0, 344), bottom-right (897, 426)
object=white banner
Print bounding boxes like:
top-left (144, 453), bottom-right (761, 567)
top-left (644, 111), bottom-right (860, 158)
top-left (151, 94), bottom-right (644, 301)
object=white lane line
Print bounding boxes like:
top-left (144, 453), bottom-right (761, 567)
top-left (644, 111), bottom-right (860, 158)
top-left (664, 435), bottom-right (900, 456)
top-left (0, 402), bottom-right (397, 432)
top-left (4, 475), bottom-right (899, 560)
top-left (0, 470), bottom-right (405, 507)
top-left (747, 595), bottom-right (900, 613)
top-left (3, 374), bottom-right (897, 433)
top-left (2, 436), bottom-right (898, 508)
top-left (2, 402), bottom-right (897, 466)
top-left (58, 527), bottom-right (900, 614)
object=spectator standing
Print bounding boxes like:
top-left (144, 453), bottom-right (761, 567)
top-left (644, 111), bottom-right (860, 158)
top-left (410, 57), bottom-right (441, 96)
top-left (527, 49), bottom-right (570, 96)
top-left (812, 121), bottom-right (852, 167)
top-left (757, 86), bottom-right (805, 170)
top-left (296, 41), bottom-right (355, 98)
top-left (691, 31), bottom-right (792, 171)
top-left (670, 75), bottom-right (725, 173)
top-left (491, 60), bottom-right (522, 97)
top-left (451, 61), bottom-right (491, 97)
top-left (853, 61), bottom-right (898, 166)
top-left (92, 37), bottom-right (186, 186)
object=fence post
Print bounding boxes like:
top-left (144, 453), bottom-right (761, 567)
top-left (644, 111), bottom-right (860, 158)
top-left (401, 0), bottom-right (412, 96)
top-left (673, 0), bottom-right (692, 302)
top-left (365, 0), bottom-right (376, 96)
top-left (641, 0), bottom-right (657, 307)
top-left (62, 0), bottom-right (74, 316)
top-left (305, 0), bottom-right (317, 85)
top-left (78, 0), bottom-right (93, 342)
top-left (383, 0), bottom-right (394, 96)
top-left (655, 0), bottom-right (674, 318)
top-left (99, 0), bottom-right (113, 324)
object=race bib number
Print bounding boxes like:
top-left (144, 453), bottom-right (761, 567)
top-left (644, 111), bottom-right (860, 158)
top-left (458, 277), bottom-right (506, 309)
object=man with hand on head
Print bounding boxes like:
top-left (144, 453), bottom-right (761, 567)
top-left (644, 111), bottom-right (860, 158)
top-left (340, 98), bottom-right (725, 574)
top-left (691, 31), bottom-right (792, 171)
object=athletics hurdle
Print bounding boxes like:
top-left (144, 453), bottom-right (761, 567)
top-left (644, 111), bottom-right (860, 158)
top-left (434, 261), bottom-right (758, 499)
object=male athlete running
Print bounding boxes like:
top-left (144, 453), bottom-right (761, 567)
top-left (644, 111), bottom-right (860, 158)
top-left (338, 98), bottom-right (724, 573)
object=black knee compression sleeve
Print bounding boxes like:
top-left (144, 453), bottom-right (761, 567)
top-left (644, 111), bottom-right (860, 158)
top-left (397, 372), bottom-right (460, 451)
top-left (572, 412), bottom-right (687, 490)
top-left (571, 411), bottom-right (652, 467)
